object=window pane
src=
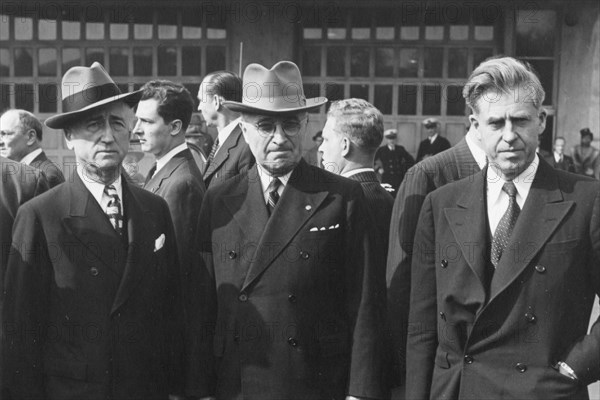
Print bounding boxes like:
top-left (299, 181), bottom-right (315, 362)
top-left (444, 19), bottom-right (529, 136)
top-left (398, 85), bottom-right (417, 115)
top-left (86, 48), bottom-right (104, 65)
top-left (350, 47), bottom-right (369, 77)
top-left (15, 17), bottom-right (33, 40)
top-left (303, 46), bottom-right (321, 76)
top-left (0, 14), bottom-right (9, 40)
top-left (109, 48), bottom-right (129, 76)
top-left (38, 48), bottom-right (57, 77)
top-left (527, 59), bottom-right (554, 105)
top-left (14, 48), bottom-right (33, 77)
top-left (374, 9), bottom-right (395, 40)
top-left (399, 48), bottom-right (418, 77)
top-left (304, 83), bottom-right (320, 114)
top-left (351, 9), bottom-right (371, 40)
top-left (474, 6), bottom-right (496, 41)
top-left (303, 28), bottom-right (322, 39)
top-left (473, 48), bottom-right (494, 69)
top-left (182, 46), bottom-right (201, 75)
top-left (158, 10), bottom-right (177, 39)
top-left (0, 84), bottom-right (10, 111)
top-left (374, 85), bottom-right (392, 115)
top-left (39, 83), bottom-right (58, 113)
top-left (38, 19), bottom-right (57, 40)
top-left (474, 26), bottom-right (494, 41)
top-left (350, 84), bottom-right (369, 101)
top-left (327, 46), bottom-right (345, 76)
top-left (110, 23), bottom-right (129, 40)
top-left (182, 9), bottom-right (202, 39)
top-left (327, 28), bottom-right (346, 40)
top-left (449, 25), bottom-right (469, 41)
top-left (183, 84), bottom-right (200, 109)
top-left (206, 46), bottom-right (226, 73)
top-left (62, 20), bottom-right (81, 40)
top-left (423, 85), bottom-right (441, 115)
top-left (62, 48), bottom-right (80, 73)
top-left (0, 48), bottom-right (10, 76)
top-left (133, 9), bottom-right (153, 39)
top-left (325, 83), bottom-right (344, 111)
top-left (400, 26), bottom-right (419, 40)
top-left (446, 85), bottom-right (466, 116)
top-left (15, 84), bottom-right (34, 111)
top-left (158, 46), bottom-right (177, 76)
top-left (516, 10), bottom-right (556, 57)
top-left (86, 22), bottom-right (105, 40)
top-left (424, 48), bottom-right (443, 78)
top-left (206, 13), bottom-right (226, 39)
top-left (133, 47), bottom-right (153, 76)
top-left (375, 48), bottom-right (394, 77)
top-left (448, 48), bottom-right (468, 78)
top-left (425, 26), bottom-right (444, 40)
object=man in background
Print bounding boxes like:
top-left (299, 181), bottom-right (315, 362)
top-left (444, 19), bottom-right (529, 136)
top-left (303, 130), bottom-right (323, 167)
top-left (544, 136), bottom-right (575, 172)
top-left (197, 71), bottom-right (254, 187)
top-left (573, 127), bottom-right (599, 178)
top-left (0, 109), bottom-right (65, 187)
top-left (374, 129), bottom-right (414, 196)
top-left (135, 80), bottom-right (205, 308)
top-left (416, 117), bottom-right (451, 162)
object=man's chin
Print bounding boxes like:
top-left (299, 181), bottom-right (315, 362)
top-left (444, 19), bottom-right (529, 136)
top-left (262, 159), bottom-right (298, 176)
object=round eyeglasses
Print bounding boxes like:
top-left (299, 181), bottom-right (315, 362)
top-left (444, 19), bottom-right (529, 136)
top-left (246, 118), bottom-right (306, 137)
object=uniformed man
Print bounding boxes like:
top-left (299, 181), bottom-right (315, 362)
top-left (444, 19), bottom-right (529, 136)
top-left (374, 129), bottom-right (415, 196)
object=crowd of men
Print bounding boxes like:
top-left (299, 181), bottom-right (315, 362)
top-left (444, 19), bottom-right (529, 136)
top-left (1, 56), bottom-right (599, 400)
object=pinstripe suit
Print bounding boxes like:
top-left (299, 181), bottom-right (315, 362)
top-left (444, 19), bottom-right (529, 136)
top-left (386, 137), bottom-right (481, 386)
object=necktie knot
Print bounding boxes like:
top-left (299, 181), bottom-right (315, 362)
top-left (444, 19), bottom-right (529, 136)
top-left (502, 181), bottom-right (517, 198)
top-left (267, 178), bottom-right (281, 216)
top-left (104, 184), bottom-right (123, 235)
top-left (207, 137), bottom-right (220, 165)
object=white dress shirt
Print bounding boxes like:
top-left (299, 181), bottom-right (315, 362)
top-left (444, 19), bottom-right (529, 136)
top-left (429, 133), bottom-right (439, 144)
top-left (342, 167), bottom-right (374, 178)
top-left (155, 142), bottom-right (188, 175)
top-left (486, 154), bottom-right (539, 235)
top-left (77, 165), bottom-right (123, 212)
top-left (256, 163), bottom-right (292, 204)
top-left (465, 130), bottom-right (488, 170)
top-left (20, 148), bottom-right (42, 165)
top-left (214, 118), bottom-right (241, 157)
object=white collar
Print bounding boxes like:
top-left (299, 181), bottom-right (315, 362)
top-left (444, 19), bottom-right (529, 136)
top-left (429, 133), bottom-right (439, 143)
top-left (554, 151), bottom-right (563, 162)
top-left (77, 165), bottom-right (123, 208)
top-left (216, 118), bottom-right (241, 151)
top-left (342, 167), bottom-right (374, 178)
top-left (487, 153), bottom-right (539, 210)
top-left (256, 163), bottom-right (293, 203)
top-left (156, 142), bottom-right (188, 173)
top-left (465, 129), bottom-right (488, 170)
top-left (20, 148), bottom-right (43, 165)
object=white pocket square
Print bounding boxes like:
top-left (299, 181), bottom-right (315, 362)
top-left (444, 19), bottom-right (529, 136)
top-left (154, 234), bottom-right (165, 252)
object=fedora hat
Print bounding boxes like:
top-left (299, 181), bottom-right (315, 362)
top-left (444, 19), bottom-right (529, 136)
top-left (45, 62), bottom-right (142, 129)
top-left (222, 61), bottom-right (327, 115)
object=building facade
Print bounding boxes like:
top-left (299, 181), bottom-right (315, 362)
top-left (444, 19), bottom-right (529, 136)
top-left (0, 0), bottom-right (598, 175)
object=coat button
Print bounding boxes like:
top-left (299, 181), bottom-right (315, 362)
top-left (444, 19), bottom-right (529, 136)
top-left (525, 312), bottom-right (537, 323)
top-left (238, 293), bottom-right (248, 302)
top-left (228, 250), bottom-right (237, 259)
top-left (440, 259), bottom-right (448, 268)
top-left (89, 267), bottom-right (99, 276)
top-left (535, 265), bottom-right (546, 273)
top-left (287, 337), bottom-right (298, 347)
top-left (464, 355), bottom-right (474, 364)
top-left (515, 363), bottom-right (527, 373)
top-left (288, 294), bottom-right (297, 303)
top-left (300, 251), bottom-right (310, 260)
top-left (439, 312), bottom-right (446, 321)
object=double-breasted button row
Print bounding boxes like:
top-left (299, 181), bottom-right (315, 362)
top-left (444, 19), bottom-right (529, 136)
top-left (440, 259), bottom-right (448, 268)
top-left (90, 267), bottom-right (99, 276)
top-left (287, 337), bottom-right (298, 347)
top-left (300, 251), bottom-right (310, 260)
top-left (228, 250), bottom-right (237, 259)
top-left (238, 292), bottom-right (248, 302)
top-left (439, 312), bottom-right (446, 321)
top-left (464, 355), bottom-right (474, 364)
top-left (535, 264), bottom-right (546, 273)
top-left (288, 294), bottom-right (297, 303)
top-left (524, 312), bottom-right (537, 323)
top-left (515, 362), bottom-right (527, 373)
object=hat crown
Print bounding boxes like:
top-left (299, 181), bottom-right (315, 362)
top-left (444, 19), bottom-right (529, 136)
top-left (242, 61), bottom-right (307, 111)
top-left (61, 62), bottom-right (118, 100)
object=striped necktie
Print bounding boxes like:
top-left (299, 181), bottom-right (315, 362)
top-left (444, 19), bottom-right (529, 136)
top-left (104, 184), bottom-right (123, 235)
top-left (267, 178), bottom-right (281, 216)
top-left (207, 137), bottom-right (220, 166)
top-left (491, 181), bottom-right (520, 267)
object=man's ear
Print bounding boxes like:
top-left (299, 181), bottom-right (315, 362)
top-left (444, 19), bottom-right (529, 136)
top-left (25, 129), bottom-right (37, 146)
top-left (469, 114), bottom-right (481, 139)
top-left (64, 131), bottom-right (74, 150)
top-left (341, 136), bottom-right (350, 157)
top-left (170, 119), bottom-right (183, 136)
top-left (213, 95), bottom-right (222, 111)
top-left (538, 109), bottom-right (547, 132)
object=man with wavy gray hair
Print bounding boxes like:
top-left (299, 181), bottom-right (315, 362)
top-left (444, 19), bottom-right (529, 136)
top-left (407, 56), bottom-right (600, 399)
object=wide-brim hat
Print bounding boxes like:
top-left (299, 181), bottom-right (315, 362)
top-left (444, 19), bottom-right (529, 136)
top-left (222, 61), bottom-right (327, 115)
top-left (45, 62), bottom-right (142, 129)
top-left (384, 129), bottom-right (398, 139)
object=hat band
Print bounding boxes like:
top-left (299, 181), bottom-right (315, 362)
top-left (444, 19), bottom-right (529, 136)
top-left (62, 83), bottom-right (122, 113)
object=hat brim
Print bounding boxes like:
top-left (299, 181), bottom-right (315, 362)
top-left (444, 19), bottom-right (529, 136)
top-left (45, 90), bottom-right (143, 130)
top-left (222, 97), bottom-right (328, 116)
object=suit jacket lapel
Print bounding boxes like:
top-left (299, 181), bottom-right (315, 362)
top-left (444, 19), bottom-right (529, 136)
top-left (443, 170), bottom-right (488, 301)
top-left (62, 173), bottom-right (124, 276)
top-left (204, 126), bottom-right (241, 177)
top-left (111, 178), bottom-right (155, 315)
top-left (144, 149), bottom-right (188, 193)
top-left (489, 160), bottom-right (572, 301)
top-left (241, 161), bottom-right (328, 291)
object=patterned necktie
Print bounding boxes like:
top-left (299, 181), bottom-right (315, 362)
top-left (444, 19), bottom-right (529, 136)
top-left (267, 178), bottom-right (281, 216)
top-left (104, 184), bottom-right (123, 235)
top-left (491, 181), bottom-right (520, 267)
top-left (145, 162), bottom-right (157, 185)
top-left (207, 137), bottom-right (220, 166)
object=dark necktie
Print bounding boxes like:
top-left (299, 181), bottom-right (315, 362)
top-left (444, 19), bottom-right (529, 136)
top-left (491, 181), bottom-right (520, 267)
top-left (267, 178), bottom-right (281, 216)
top-left (104, 184), bottom-right (123, 235)
top-left (145, 162), bottom-right (157, 185)
top-left (207, 137), bottom-right (220, 166)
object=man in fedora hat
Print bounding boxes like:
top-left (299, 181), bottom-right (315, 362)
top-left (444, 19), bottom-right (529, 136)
top-left (187, 61), bottom-right (387, 400)
top-left (2, 62), bottom-right (185, 400)
top-left (416, 117), bottom-right (451, 162)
